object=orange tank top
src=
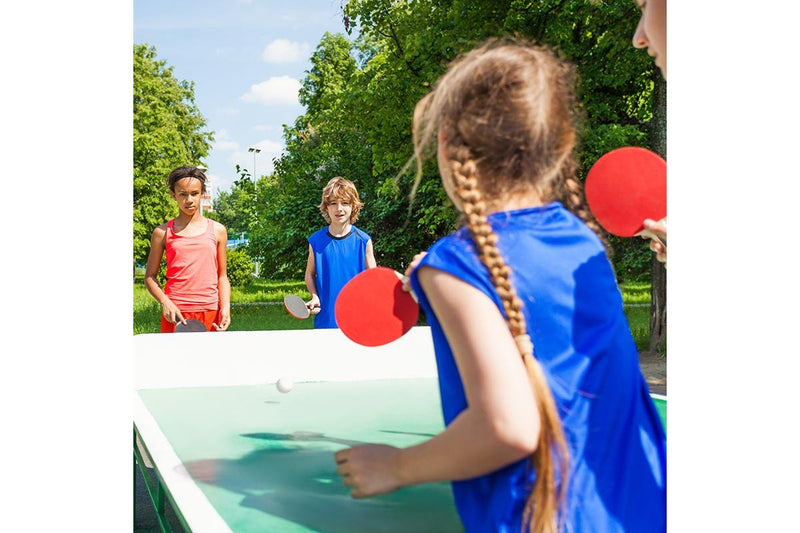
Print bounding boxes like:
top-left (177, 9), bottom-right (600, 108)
top-left (164, 218), bottom-right (219, 312)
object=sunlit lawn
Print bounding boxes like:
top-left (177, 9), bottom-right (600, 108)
top-left (133, 277), bottom-right (314, 334)
top-left (134, 275), bottom-right (653, 350)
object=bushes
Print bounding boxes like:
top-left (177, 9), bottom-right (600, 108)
top-left (227, 247), bottom-right (255, 287)
top-left (609, 236), bottom-right (653, 283)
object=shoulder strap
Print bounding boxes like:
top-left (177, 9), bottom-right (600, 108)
top-left (206, 218), bottom-right (218, 244)
top-left (164, 219), bottom-right (175, 243)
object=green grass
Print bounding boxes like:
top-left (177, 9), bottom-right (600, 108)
top-left (134, 275), bottom-right (652, 350)
top-left (619, 281), bottom-right (652, 305)
top-left (619, 282), bottom-right (653, 352)
top-left (134, 277), bottom-right (314, 334)
top-left (623, 305), bottom-right (651, 351)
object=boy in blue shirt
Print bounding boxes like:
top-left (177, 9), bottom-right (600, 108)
top-left (305, 177), bottom-right (377, 328)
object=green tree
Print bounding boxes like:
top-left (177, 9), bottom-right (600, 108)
top-left (341, 0), bottom-right (666, 352)
top-left (252, 0), bottom-right (666, 356)
top-left (339, 0), bottom-right (661, 272)
top-left (213, 165), bottom-right (256, 237)
top-left (250, 33), bottom-right (370, 279)
top-left (133, 44), bottom-right (213, 266)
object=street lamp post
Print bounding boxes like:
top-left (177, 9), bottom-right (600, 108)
top-left (247, 147), bottom-right (261, 182)
top-left (247, 147), bottom-right (262, 278)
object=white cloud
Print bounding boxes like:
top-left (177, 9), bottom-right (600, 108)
top-left (253, 139), bottom-right (284, 157)
top-left (241, 76), bottom-right (301, 105)
top-left (252, 124), bottom-right (274, 131)
top-left (215, 139), bottom-right (240, 152)
top-left (211, 129), bottom-right (239, 152)
top-left (262, 39), bottom-right (311, 63)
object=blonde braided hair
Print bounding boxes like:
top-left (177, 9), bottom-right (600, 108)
top-left (449, 152), bottom-right (568, 533)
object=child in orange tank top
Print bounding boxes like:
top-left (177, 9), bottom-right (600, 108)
top-left (144, 166), bottom-right (231, 332)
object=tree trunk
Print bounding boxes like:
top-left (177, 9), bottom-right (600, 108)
top-left (648, 256), bottom-right (667, 353)
top-left (648, 72), bottom-right (667, 354)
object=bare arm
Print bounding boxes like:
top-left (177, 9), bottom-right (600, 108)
top-left (365, 239), bottom-right (377, 269)
top-left (213, 222), bottom-right (231, 330)
top-left (143, 225), bottom-right (183, 324)
top-left (335, 266), bottom-right (540, 497)
top-left (304, 244), bottom-right (321, 313)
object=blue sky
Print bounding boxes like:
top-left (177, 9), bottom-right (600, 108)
top-left (134, 0), bottom-right (353, 198)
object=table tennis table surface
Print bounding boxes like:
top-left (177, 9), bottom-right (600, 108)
top-left (134, 327), bottom-right (666, 532)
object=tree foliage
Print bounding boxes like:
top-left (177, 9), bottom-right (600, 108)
top-left (244, 0), bottom-right (661, 281)
top-left (213, 165), bottom-right (257, 237)
top-left (248, 33), bottom-right (380, 279)
top-left (133, 44), bottom-right (213, 265)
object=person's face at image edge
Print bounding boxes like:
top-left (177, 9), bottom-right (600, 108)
top-left (633, 0), bottom-right (667, 79)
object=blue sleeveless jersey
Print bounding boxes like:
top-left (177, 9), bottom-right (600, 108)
top-left (307, 226), bottom-right (371, 329)
top-left (409, 202), bottom-right (666, 532)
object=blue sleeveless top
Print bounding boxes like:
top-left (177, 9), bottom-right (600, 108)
top-left (307, 226), bottom-right (371, 329)
top-left (409, 202), bottom-right (666, 532)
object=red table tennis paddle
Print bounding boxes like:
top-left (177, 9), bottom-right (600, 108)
top-left (585, 146), bottom-right (666, 245)
top-left (335, 267), bottom-right (419, 347)
top-left (284, 294), bottom-right (311, 319)
top-left (174, 318), bottom-right (207, 332)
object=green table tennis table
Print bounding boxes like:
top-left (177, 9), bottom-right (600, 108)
top-left (134, 327), bottom-right (666, 532)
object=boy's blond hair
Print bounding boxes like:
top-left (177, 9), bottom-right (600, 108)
top-left (318, 177), bottom-right (365, 223)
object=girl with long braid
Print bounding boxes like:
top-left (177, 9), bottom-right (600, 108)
top-left (334, 39), bottom-right (666, 532)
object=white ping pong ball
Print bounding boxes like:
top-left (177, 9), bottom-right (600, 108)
top-left (276, 377), bottom-right (293, 393)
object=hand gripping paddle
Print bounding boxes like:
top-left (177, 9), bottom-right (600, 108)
top-left (335, 267), bottom-right (419, 347)
top-left (174, 318), bottom-right (207, 332)
top-left (284, 294), bottom-right (311, 319)
top-left (585, 146), bottom-right (666, 245)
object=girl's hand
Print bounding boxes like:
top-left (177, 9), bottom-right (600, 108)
top-left (160, 299), bottom-right (183, 324)
top-left (213, 308), bottom-right (231, 331)
top-left (401, 252), bottom-right (427, 292)
top-left (307, 295), bottom-right (321, 315)
top-left (335, 444), bottom-right (403, 498)
top-left (641, 218), bottom-right (666, 264)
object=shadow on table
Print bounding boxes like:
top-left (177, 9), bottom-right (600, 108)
top-left (183, 429), bottom-right (463, 533)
